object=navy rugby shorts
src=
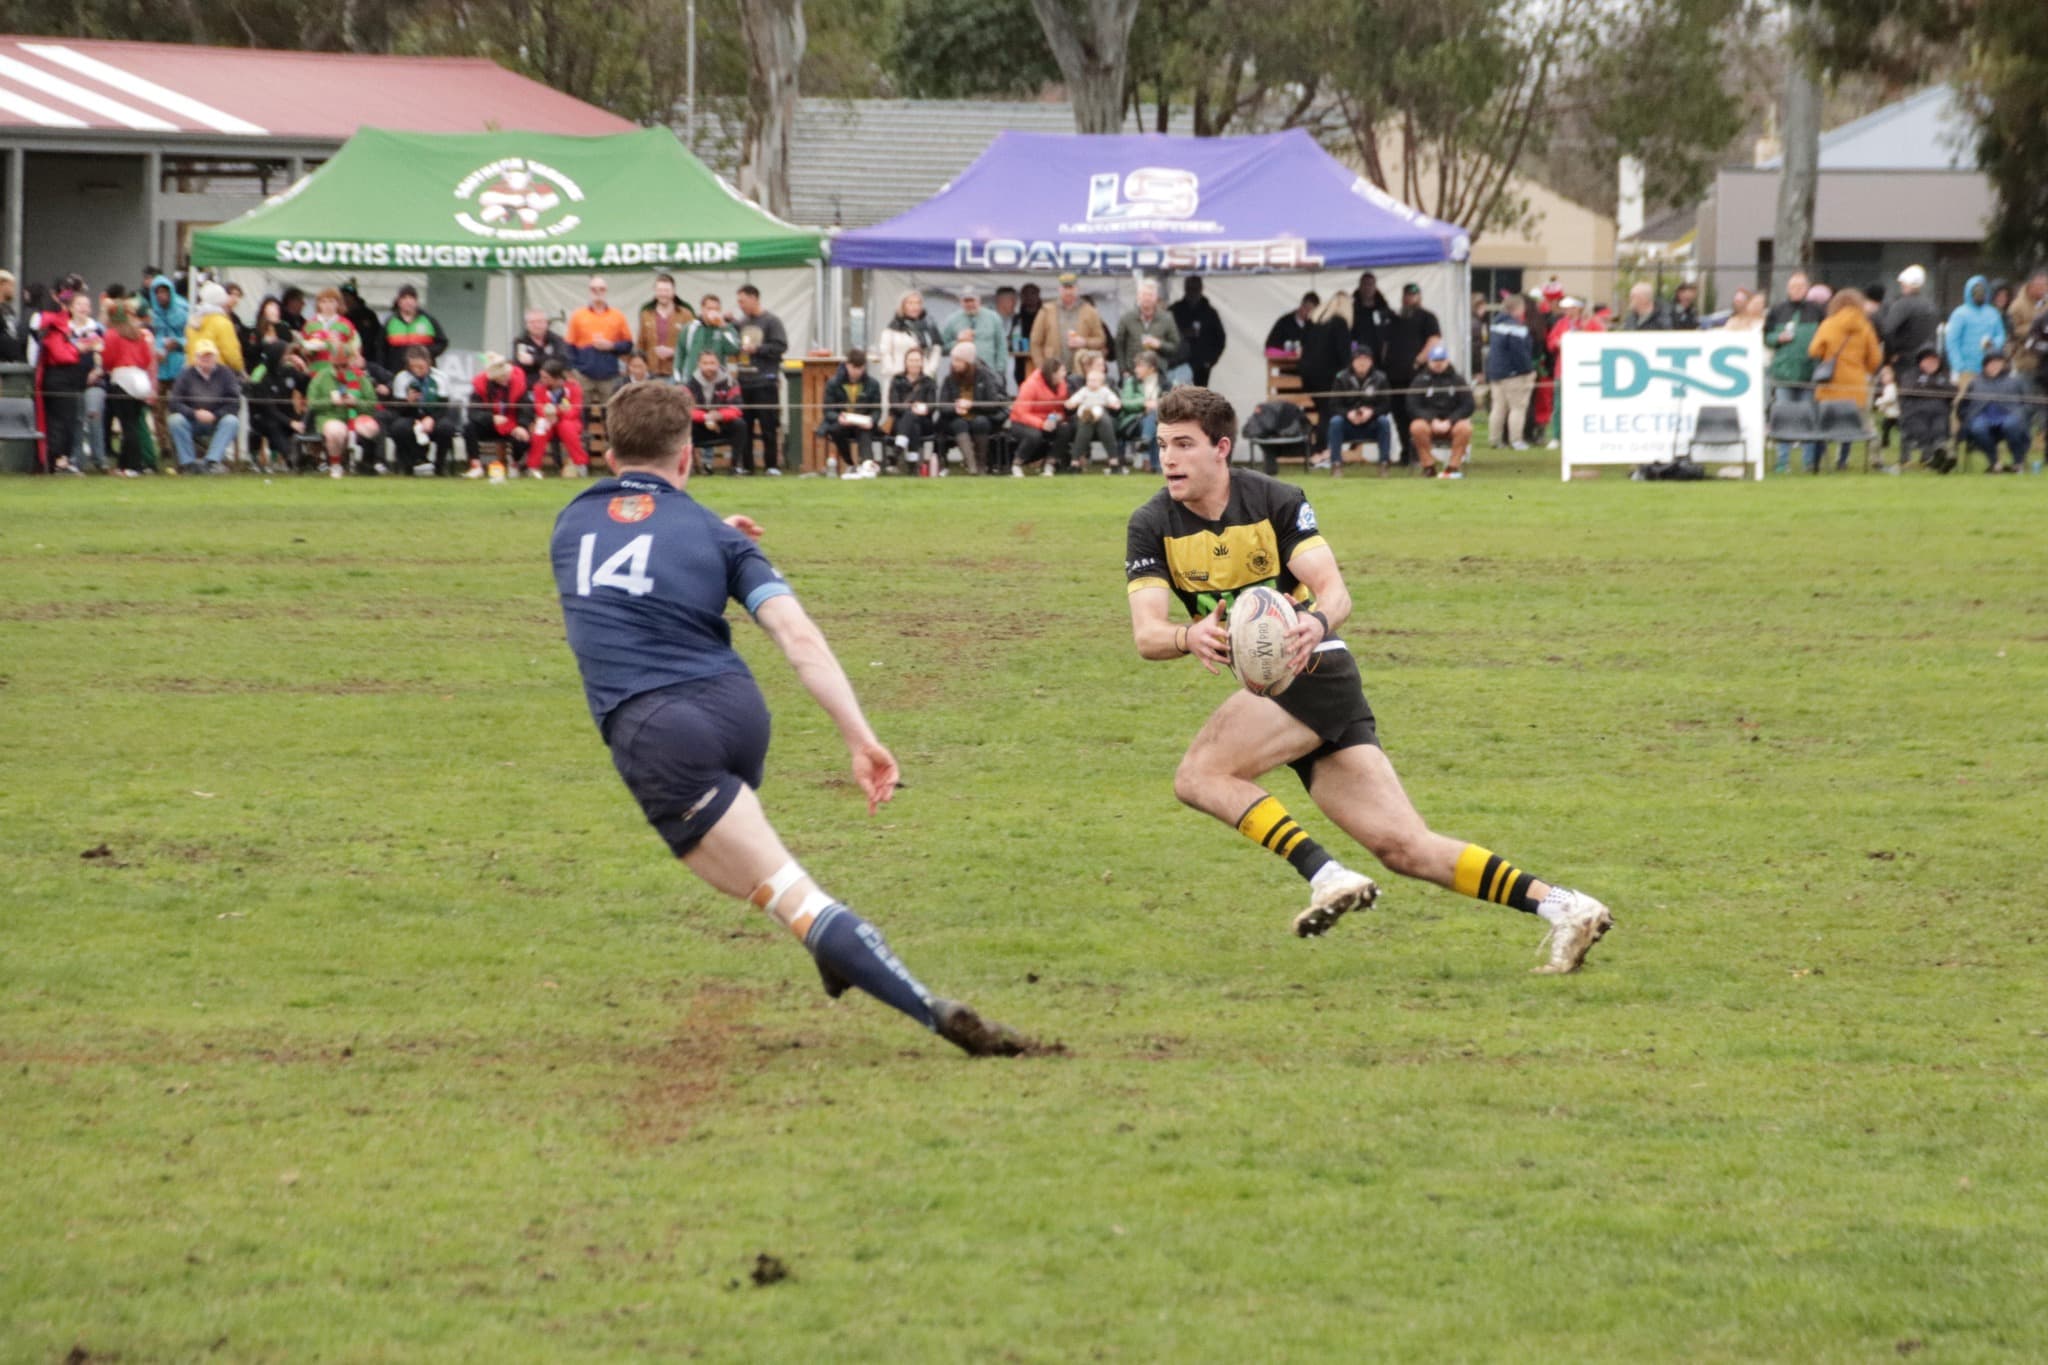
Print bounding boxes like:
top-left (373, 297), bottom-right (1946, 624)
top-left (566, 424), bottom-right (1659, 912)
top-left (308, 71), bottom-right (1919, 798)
top-left (605, 673), bottom-right (771, 857)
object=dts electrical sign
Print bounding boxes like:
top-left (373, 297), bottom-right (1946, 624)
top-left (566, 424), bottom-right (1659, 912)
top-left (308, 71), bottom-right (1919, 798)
top-left (1558, 332), bottom-right (1767, 480)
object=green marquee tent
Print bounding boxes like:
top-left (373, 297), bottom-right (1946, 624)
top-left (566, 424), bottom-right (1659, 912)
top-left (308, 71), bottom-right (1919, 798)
top-left (191, 127), bottom-right (823, 273)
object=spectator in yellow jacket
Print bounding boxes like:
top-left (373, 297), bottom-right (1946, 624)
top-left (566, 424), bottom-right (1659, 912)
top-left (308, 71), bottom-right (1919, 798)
top-left (185, 281), bottom-right (246, 374)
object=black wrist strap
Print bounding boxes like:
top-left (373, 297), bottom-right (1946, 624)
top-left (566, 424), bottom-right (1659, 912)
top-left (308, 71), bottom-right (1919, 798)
top-left (1305, 609), bottom-right (1331, 636)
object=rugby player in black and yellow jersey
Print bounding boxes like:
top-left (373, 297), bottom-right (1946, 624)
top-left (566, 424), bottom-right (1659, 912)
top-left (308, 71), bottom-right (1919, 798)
top-left (1124, 387), bottom-right (1613, 972)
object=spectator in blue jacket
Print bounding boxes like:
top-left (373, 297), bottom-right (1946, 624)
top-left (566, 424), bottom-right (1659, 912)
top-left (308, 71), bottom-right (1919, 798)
top-left (1484, 294), bottom-right (1538, 449)
top-left (1946, 274), bottom-right (2007, 380)
top-left (1958, 351), bottom-right (2032, 472)
top-left (145, 272), bottom-right (188, 385)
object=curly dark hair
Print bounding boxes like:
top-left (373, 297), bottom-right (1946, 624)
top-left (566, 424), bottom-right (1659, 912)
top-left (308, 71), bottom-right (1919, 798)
top-left (1156, 386), bottom-right (1237, 447)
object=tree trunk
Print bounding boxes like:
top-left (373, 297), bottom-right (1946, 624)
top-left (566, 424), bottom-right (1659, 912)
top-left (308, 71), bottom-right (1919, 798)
top-left (1030, 0), bottom-right (1141, 134)
top-left (739, 0), bottom-right (805, 218)
top-left (1771, 55), bottom-right (1821, 294)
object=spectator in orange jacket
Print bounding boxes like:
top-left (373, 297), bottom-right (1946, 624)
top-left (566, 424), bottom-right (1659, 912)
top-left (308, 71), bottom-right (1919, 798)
top-left (1007, 355), bottom-right (1072, 476)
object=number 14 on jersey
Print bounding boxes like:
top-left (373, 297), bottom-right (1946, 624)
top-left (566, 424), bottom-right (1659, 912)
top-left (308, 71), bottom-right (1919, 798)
top-left (576, 533), bottom-right (656, 597)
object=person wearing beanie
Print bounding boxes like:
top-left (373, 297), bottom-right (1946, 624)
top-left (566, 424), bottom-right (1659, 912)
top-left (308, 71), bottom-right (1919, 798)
top-left (184, 281), bottom-right (246, 374)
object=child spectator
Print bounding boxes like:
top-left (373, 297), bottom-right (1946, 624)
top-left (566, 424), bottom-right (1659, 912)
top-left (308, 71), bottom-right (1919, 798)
top-left (1063, 353), bottom-right (1122, 474)
top-left (306, 342), bottom-right (380, 477)
top-left (301, 287), bottom-right (358, 380)
top-left (1896, 346), bottom-right (1956, 472)
top-left (99, 296), bottom-right (160, 475)
top-left (1117, 351), bottom-right (1171, 472)
top-left (525, 358), bottom-right (588, 479)
top-left (245, 338), bottom-right (300, 474)
top-left (621, 350), bottom-right (655, 387)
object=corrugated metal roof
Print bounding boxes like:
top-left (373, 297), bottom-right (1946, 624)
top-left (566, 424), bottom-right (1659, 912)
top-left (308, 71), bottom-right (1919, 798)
top-left (694, 97), bottom-right (1193, 228)
top-left (0, 35), bottom-right (636, 141)
top-left (1754, 85), bottom-right (1978, 173)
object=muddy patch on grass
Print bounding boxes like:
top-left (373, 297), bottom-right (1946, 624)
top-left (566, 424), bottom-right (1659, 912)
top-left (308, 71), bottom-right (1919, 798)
top-left (621, 982), bottom-right (761, 1146)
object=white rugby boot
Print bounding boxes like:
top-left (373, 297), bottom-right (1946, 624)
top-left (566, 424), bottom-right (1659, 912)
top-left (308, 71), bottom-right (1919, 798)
top-left (1532, 889), bottom-right (1614, 974)
top-left (1292, 866), bottom-right (1379, 938)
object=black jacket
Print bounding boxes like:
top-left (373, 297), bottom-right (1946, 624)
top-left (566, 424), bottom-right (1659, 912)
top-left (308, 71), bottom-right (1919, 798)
top-left (1881, 294), bottom-right (1939, 365)
top-left (1331, 367), bottom-right (1392, 417)
top-left (1383, 307), bottom-right (1443, 381)
top-left (888, 372), bottom-right (937, 418)
top-left (1410, 365), bottom-right (1475, 422)
top-left (820, 365), bottom-right (883, 424)
top-left (938, 361), bottom-right (1005, 413)
top-left (1169, 295), bottom-right (1226, 368)
top-left (1265, 312), bottom-right (1312, 352)
top-left (734, 308), bottom-right (788, 388)
top-left (1298, 317), bottom-right (1355, 396)
top-left (1352, 289), bottom-right (1396, 363)
top-left (1897, 351), bottom-right (1956, 447)
top-left (0, 306), bottom-right (25, 364)
top-left (511, 329), bottom-right (571, 385)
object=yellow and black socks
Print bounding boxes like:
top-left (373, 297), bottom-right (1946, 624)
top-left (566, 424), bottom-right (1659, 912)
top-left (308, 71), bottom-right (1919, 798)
top-left (1235, 795), bottom-right (1335, 882)
top-left (1453, 844), bottom-right (1544, 914)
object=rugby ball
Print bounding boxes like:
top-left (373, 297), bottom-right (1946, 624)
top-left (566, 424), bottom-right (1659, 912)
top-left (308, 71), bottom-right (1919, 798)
top-left (1228, 586), bottom-right (1298, 697)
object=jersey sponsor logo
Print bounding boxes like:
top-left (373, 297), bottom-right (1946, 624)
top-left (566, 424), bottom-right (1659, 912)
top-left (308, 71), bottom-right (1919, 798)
top-left (1212, 541), bottom-right (1230, 556)
top-left (1296, 503), bottom-right (1318, 533)
top-left (608, 494), bottom-right (655, 524)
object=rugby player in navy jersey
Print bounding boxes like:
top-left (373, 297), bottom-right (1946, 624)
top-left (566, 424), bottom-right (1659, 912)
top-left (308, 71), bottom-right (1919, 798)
top-left (552, 383), bottom-right (1029, 1055)
top-left (1124, 387), bottom-right (1614, 972)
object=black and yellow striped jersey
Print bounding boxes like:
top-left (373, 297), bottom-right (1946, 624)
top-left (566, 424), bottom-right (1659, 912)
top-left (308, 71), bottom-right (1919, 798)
top-left (1124, 469), bottom-right (1329, 621)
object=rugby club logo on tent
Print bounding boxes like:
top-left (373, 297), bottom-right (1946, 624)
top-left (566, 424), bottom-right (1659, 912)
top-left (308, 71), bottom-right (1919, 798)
top-left (453, 157), bottom-right (587, 242)
top-left (1085, 167), bottom-right (1201, 225)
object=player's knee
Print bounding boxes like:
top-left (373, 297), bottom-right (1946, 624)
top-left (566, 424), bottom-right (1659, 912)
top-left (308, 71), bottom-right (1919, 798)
top-left (1367, 829), bottom-right (1431, 878)
top-left (1171, 754), bottom-right (1211, 810)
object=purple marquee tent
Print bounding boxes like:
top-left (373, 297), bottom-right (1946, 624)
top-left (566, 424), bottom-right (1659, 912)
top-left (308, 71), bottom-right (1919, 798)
top-left (827, 129), bottom-right (1474, 412)
top-left (829, 128), bottom-right (1470, 275)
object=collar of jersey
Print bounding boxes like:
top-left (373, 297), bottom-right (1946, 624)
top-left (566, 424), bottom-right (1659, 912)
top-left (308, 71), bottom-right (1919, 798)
top-left (616, 472), bottom-right (671, 494)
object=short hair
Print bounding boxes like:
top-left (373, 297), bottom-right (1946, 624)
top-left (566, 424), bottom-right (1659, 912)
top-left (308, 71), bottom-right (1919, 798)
top-left (903, 344), bottom-right (924, 361)
top-left (403, 345), bottom-right (430, 364)
top-left (654, 272), bottom-right (675, 286)
top-left (541, 357), bottom-right (567, 377)
top-left (1039, 354), bottom-right (1064, 373)
top-left (737, 284), bottom-right (761, 300)
top-left (395, 284), bottom-right (418, 300)
top-left (1301, 290), bottom-right (1321, 308)
top-left (1073, 347), bottom-right (1101, 371)
top-left (700, 293), bottom-right (721, 309)
top-left (1132, 351), bottom-right (1158, 371)
top-left (627, 349), bottom-right (650, 366)
top-left (994, 285), bottom-right (1017, 299)
top-left (315, 286), bottom-right (342, 307)
top-left (1156, 386), bottom-right (1236, 446)
top-left (607, 382), bottom-right (695, 465)
top-left (846, 346), bottom-right (868, 367)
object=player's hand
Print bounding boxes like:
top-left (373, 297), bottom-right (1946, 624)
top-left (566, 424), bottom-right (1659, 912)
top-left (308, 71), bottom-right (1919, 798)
top-left (1285, 611), bottom-right (1327, 674)
top-left (723, 514), bottom-right (763, 541)
top-left (1187, 602), bottom-right (1230, 675)
top-left (851, 739), bottom-right (900, 815)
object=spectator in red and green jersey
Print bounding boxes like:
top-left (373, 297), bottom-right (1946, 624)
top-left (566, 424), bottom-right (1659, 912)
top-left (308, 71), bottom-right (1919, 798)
top-left (381, 285), bottom-right (448, 367)
top-left (301, 287), bottom-right (359, 381)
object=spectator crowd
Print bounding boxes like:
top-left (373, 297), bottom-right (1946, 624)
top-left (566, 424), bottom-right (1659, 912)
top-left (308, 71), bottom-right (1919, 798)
top-left (3, 259), bottom-right (2042, 482)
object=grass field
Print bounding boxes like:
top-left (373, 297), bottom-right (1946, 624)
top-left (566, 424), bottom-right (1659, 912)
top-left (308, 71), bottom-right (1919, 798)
top-left (5, 452), bottom-right (2048, 1363)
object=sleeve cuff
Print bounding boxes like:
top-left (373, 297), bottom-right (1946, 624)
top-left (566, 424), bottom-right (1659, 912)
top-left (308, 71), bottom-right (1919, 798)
top-left (744, 581), bottom-right (794, 615)
top-left (1289, 535), bottom-right (1328, 560)
top-left (1126, 576), bottom-right (1169, 596)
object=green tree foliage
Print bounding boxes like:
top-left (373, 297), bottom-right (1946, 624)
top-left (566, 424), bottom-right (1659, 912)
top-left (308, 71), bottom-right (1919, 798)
top-left (886, 0), bottom-right (1060, 98)
top-left (1797, 0), bottom-right (2048, 260)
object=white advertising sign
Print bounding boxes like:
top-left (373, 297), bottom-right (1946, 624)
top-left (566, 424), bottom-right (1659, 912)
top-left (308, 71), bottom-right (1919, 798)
top-left (1558, 331), bottom-right (1767, 480)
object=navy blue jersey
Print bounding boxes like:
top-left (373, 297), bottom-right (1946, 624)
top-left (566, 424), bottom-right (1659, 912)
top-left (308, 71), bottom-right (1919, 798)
top-left (551, 471), bottom-right (793, 732)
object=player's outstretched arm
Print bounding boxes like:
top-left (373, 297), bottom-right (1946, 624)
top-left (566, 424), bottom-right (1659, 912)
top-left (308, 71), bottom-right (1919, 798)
top-left (753, 594), bottom-right (898, 813)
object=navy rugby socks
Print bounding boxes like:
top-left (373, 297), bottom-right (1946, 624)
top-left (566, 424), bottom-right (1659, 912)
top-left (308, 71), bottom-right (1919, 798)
top-left (804, 904), bottom-right (938, 1031)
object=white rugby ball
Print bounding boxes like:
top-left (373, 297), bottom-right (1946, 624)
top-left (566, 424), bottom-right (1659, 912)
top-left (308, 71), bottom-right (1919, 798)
top-left (1228, 586), bottom-right (1299, 696)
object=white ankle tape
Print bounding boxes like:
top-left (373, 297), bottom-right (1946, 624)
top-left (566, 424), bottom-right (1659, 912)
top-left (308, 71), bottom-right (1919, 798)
top-left (751, 860), bottom-right (808, 917)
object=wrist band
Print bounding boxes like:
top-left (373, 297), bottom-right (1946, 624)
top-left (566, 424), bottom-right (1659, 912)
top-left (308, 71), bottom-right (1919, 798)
top-left (1175, 625), bottom-right (1190, 655)
top-left (1305, 609), bottom-right (1331, 636)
